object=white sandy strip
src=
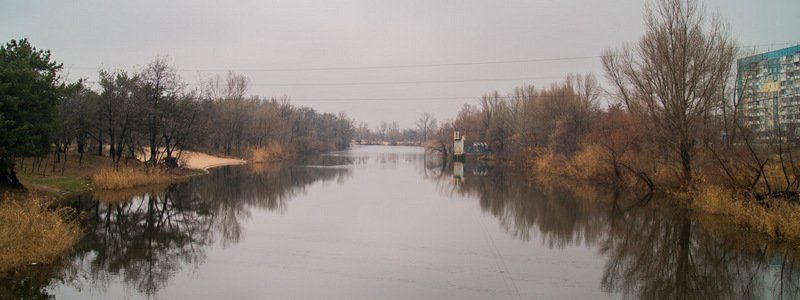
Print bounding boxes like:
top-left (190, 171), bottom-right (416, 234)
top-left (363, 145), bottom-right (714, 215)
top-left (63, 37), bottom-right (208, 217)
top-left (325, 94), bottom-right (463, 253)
top-left (181, 151), bottom-right (247, 171)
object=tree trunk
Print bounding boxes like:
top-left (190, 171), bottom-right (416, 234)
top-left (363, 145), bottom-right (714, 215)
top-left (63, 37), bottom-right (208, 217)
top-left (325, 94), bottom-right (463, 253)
top-left (61, 149), bottom-right (68, 175)
top-left (1, 164), bottom-right (23, 189)
top-left (97, 130), bottom-right (104, 156)
top-left (149, 128), bottom-right (158, 165)
top-left (679, 142), bottom-right (693, 184)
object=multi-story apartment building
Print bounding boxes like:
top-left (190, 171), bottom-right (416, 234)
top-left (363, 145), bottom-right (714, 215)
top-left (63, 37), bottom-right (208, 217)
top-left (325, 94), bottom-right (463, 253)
top-left (737, 45), bottom-right (800, 137)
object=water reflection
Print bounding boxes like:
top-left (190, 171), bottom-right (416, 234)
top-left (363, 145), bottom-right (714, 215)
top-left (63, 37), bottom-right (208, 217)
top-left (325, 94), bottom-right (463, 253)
top-left (424, 159), bottom-right (612, 246)
top-left (70, 186), bottom-right (212, 296)
top-left (426, 160), bottom-right (800, 299)
top-left (601, 206), bottom-right (800, 299)
top-left (3, 162), bottom-right (352, 299)
top-left (5, 147), bottom-right (800, 299)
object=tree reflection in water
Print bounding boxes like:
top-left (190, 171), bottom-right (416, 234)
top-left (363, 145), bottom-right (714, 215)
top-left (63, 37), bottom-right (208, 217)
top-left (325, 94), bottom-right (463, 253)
top-left (425, 159), bottom-right (800, 299)
top-left (7, 154), bottom-right (800, 299)
top-left (4, 161), bottom-right (351, 299)
top-left (601, 205), bottom-right (800, 299)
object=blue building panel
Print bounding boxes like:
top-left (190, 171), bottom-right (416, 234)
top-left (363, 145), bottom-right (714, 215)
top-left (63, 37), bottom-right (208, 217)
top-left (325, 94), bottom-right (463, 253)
top-left (736, 45), bottom-right (800, 137)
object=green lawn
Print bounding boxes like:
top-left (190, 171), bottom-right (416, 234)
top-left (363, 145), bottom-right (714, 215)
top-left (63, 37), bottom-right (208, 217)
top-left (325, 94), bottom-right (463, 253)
top-left (17, 173), bottom-right (91, 196)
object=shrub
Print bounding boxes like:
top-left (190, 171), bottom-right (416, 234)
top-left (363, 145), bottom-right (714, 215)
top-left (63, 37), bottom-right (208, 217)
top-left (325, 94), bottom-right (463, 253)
top-left (91, 167), bottom-right (171, 190)
top-left (571, 144), bottom-right (611, 179)
top-left (0, 196), bottom-right (81, 273)
top-left (525, 148), bottom-right (577, 178)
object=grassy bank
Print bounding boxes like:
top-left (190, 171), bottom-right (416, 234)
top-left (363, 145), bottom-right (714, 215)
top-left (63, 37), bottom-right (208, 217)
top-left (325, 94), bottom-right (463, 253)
top-left (692, 186), bottom-right (800, 243)
top-left (519, 146), bottom-right (800, 244)
top-left (0, 195), bottom-right (81, 274)
top-left (16, 152), bottom-right (214, 197)
top-left (1, 150), bottom-right (238, 276)
top-left (16, 154), bottom-right (108, 196)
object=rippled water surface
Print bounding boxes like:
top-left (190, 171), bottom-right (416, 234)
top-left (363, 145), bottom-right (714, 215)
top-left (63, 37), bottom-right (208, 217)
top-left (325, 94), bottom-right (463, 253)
top-left (6, 146), bottom-right (800, 299)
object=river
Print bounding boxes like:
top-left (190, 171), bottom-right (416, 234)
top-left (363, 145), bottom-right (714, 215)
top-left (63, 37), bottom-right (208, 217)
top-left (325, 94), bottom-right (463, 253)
top-left (5, 146), bottom-right (800, 299)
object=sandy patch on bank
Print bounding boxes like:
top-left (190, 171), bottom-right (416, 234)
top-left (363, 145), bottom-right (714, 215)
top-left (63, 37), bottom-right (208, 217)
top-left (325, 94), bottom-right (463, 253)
top-left (181, 151), bottom-right (247, 171)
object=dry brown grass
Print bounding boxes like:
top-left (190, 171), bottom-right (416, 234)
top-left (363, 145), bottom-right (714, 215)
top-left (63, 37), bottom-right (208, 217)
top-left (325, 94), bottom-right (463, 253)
top-left (525, 148), bottom-right (577, 178)
top-left (694, 185), bottom-right (800, 241)
top-left (91, 167), bottom-right (172, 190)
top-left (248, 143), bottom-right (290, 163)
top-left (0, 195), bottom-right (81, 274)
top-left (571, 144), bottom-right (612, 179)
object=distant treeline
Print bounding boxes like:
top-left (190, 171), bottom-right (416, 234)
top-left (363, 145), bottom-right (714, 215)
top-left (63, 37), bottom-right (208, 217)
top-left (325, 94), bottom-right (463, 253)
top-left (353, 113), bottom-right (438, 146)
top-left (0, 39), bottom-right (354, 186)
top-left (427, 74), bottom-right (599, 160)
top-left (76, 64), bottom-right (355, 164)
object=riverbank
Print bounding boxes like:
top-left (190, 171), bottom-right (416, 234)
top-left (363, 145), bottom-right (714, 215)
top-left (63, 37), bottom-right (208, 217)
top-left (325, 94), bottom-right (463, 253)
top-left (1, 150), bottom-right (247, 277)
top-left (13, 151), bottom-right (246, 198)
top-left (513, 148), bottom-right (800, 246)
top-left (0, 195), bottom-right (81, 275)
top-left (690, 186), bottom-right (800, 244)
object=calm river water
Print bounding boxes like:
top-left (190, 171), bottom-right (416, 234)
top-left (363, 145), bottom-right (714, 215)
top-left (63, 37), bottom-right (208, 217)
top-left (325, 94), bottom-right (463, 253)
top-left (5, 146), bottom-right (800, 299)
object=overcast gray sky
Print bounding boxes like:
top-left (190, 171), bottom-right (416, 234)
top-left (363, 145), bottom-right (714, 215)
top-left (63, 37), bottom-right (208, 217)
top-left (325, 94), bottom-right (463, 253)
top-left (2, 0), bottom-right (798, 128)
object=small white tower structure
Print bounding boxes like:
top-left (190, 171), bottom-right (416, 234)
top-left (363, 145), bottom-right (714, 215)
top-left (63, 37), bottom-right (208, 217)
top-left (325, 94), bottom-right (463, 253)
top-left (454, 131), bottom-right (465, 157)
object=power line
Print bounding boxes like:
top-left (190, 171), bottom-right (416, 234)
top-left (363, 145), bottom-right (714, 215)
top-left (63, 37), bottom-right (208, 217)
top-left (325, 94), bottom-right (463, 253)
top-left (284, 94), bottom-right (591, 102)
top-left (248, 76), bottom-right (562, 86)
top-left (289, 97), bottom-right (475, 102)
top-left (67, 54), bottom-right (603, 73)
top-left (181, 55), bottom-right (603, 72)
top-left (65, 41), bottom-right (800, 74)
top-left (83, 75), bottom-right (564, 87)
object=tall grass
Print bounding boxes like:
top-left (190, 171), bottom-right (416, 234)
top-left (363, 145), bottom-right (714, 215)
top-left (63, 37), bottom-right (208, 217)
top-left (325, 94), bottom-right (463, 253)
top-left (248, 143), bottom-right (290, 163)
top-left (694, 185), bottom-right (800, 241)
top-left (0, 196), bottom-right (81, 273)
top-left (91, 167), bottom-right (172, 190)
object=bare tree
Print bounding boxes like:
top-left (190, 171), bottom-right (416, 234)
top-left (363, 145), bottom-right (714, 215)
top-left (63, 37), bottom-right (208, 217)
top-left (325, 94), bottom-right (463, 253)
top-left (511, 77), bottom-right (597, 156)
top-left (98, 70), bottom-right (140, 168)
top-left (203, 71), bottom-right (250, 155)
top-left (376, 121), bottom-right (388, 142)
top-left (140, 57), bottom-right (183, 165)
top-left (161, 91), bottom-right (199, 167)
top-left (415, 113), bottom-right (438, 144)
top-left (602, 0), bottom-right (736, 184)
top-left (387, 121), bottom-right (401, 145)
top-left (356, 122), bottom-right (371, 144)
top-left (430, 121), bottom-right (455, 156)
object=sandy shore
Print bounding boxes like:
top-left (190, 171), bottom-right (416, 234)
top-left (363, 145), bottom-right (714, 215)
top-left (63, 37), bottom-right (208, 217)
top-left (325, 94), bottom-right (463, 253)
top-left (137, 148), bottom-right (247, 171)
top-left (181, 151), bottom-right (247, 171)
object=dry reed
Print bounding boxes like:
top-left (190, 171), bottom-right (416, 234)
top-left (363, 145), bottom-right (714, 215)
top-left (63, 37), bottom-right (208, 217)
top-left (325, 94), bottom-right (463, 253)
top-left (0, 196), bottom-right (81, 274)
top-left (91, 167), bottom-right (172, 190)
top-left (248, 143), bottom-right (289, 163)
top-left (694, 185), bottom-right (800, 241)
